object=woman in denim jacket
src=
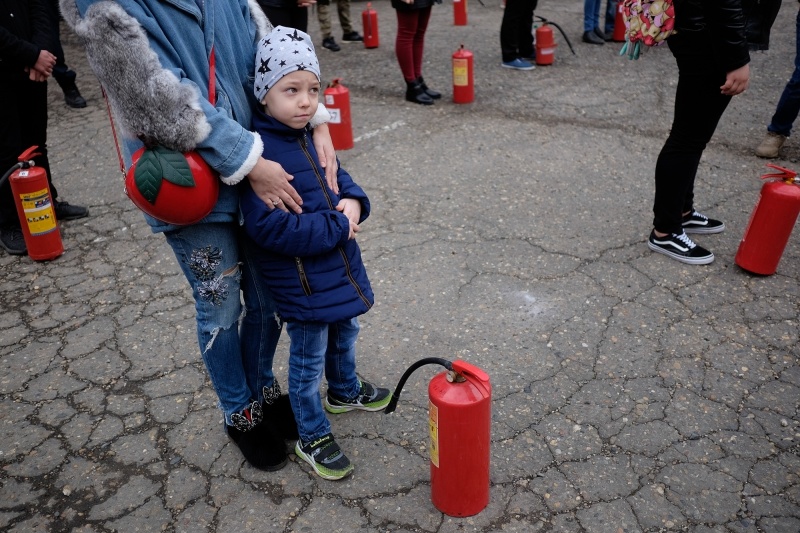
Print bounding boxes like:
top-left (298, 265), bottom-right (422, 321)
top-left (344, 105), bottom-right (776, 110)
top-left (61, 0), bottom-right (337, 472)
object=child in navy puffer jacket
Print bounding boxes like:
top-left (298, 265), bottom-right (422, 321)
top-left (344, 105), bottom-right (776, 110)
top-left (239, 26), bottom-right (391, 481)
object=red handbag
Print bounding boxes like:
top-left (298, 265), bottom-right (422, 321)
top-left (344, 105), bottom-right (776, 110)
top-left (107, 48), bottom-right (219, 225)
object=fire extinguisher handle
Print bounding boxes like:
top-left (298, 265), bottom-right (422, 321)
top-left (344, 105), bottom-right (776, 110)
top-left (762, 163), bottom-right (798, 183)
top-left (384, 357), bottom-right (453, 414)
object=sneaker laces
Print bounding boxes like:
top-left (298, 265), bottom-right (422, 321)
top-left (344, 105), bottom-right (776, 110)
top-left (673, 232), bottom-right (697, 249)
top-left (686, 210), bottom-right (707, 222)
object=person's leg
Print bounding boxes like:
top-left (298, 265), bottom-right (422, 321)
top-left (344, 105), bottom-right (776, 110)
top-left (337, 0), bottom-right (354, 35)
top-left (500, 0), bottom-right (523, 62)
top-left (396, 9), bottom-right (420, 82)
top-left (653, 51), bottom-right (731, 235)
top-left (411, 7), bottom-right (432, 80)
top-left (604, 0), bottom-right (617, 36)
top-left (317, 0), bottom-right (333, 40)
top-left (519, 0), bottom-right (536, 60)
top-left (583, 0), bottom-right (595, 32)
top-left (286, 321), bottom-right (332, 443)
top-left (767, 9), bottom-right (800, 137)
top-left (323, 318), bottom-right (361, 400)
top-left (259, 5), bottom-right (307, 31)
top-left (0, 78), bottom-right (25, 229)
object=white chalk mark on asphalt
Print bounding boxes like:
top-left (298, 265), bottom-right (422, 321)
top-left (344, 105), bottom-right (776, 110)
top-left (353, 120), bottom-right (406, 143)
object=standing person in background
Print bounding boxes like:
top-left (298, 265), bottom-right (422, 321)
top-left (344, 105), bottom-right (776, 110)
top-left (0, 0), bottom-right (88, 256)
top-left (604, 0), bottom-right (619, 41)
top-left (45, 0), bottom-right (87, 108)
top-left (61, 0), bottom-right (338, 471)
top-left (647, 0), bottom-right (750, 265)
top-left (583, 0), bottom-right (605, 44)
top-left (317, 0), bottom-right (362, 52)
top-left (392, 0), bottom-right (441, 105)
top-left (755, 1), bottom-right (798, 159)
top-left (499, 0), bottom-right (537, 71)
top-left (257, 0), bottom-right (315, 32)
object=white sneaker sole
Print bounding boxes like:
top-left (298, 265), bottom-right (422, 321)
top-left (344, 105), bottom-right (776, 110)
top-left (648, 241), bottom-right (714, 265)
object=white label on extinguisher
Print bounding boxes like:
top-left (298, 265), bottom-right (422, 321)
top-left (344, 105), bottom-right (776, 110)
top-left (20, 188), bottom-right (57, 236)
top-left (428, 400), bottom-right (440, 468)
top-left (328, 108), bottom-right (342, 124)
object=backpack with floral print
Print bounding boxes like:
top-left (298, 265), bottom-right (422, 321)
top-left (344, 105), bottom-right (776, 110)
top-left (619, 0), bottom-right (676, 60)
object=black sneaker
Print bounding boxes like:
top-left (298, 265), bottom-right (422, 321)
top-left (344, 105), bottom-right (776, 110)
top-left (682, 210), bottom-right (725, 234)
top-left (324, 380), bottom-right (391, 414)
top-left (0, 226), bottom-right (27, 255)
top-left (54, 201), bottom-right (89, 221)
top-left (341, 31), bottom-right (363, 43)
top-left (648, 230), bottom-right (714, 265)
top-left (295, 433), bottom-right (353, 480)
top-left (322, 37), bottom-right (341, 52)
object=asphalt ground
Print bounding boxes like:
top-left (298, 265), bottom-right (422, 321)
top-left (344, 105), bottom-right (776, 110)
top-left (1, 1), bottom-right (799, 532)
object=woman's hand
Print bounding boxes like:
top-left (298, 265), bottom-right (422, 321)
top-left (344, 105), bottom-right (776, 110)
top-left (312, 123), bottom-right (339, 194)
top-left (247, 157), bottom-right (303, 213)
top-left (721, 64), bottom-right (749, 96)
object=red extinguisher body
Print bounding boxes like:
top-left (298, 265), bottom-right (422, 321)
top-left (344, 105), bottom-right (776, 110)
top-left (362, 3), bottom-right (379, 48)
top-left (323, 78), bottom-right (354, 151)
top-left (612, 0), bottom-right (626, 42)
top-left (452, 45), bottom-right (474, 104)
top-left (535, 24), bottom-right (557, 65)
top-left (9, 147), bottom-right (63, 261)
top-left (453, 0), bottom-right (467, 26)
top-left (735, 166), bottom-right (800, 275)
top-left (428, 360), bottom-right (491, 517)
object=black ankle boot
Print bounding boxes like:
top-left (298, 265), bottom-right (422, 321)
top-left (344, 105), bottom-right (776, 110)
top-left (405, 80), bottom-right (434, 105)
top-left (264, 394), bottom-right (299, 441)
top-left (226, 400), bottom-right (287, 471)
top-left (417, 77), bottom-right (441, 100)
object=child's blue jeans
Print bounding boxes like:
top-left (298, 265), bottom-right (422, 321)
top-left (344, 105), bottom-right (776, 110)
top-left (286, 317), bottom-right (362, 443)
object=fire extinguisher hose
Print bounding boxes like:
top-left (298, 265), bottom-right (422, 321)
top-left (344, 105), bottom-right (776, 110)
top-left (534, 15), bottom-right (576, 55)
top-left (384, 357), bottom-right (452, 414)
top-left (0, 162), bottom-right (25, 189)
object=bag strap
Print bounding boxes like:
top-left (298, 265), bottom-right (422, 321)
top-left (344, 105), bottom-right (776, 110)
top-left (106, 46), bottom-right (217, 176)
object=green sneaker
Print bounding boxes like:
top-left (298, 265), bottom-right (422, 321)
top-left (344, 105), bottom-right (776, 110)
top-left (295, 433), bottom-right (353, 480)
top-left (324, 380), bottom-right (391, 414)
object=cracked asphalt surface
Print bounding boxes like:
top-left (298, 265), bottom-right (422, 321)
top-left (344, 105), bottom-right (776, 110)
top-left (1, 1), bottom-right (799, 532)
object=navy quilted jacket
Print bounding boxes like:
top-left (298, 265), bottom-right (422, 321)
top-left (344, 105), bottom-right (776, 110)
top-left (240, 110), bottom-right (373, 323)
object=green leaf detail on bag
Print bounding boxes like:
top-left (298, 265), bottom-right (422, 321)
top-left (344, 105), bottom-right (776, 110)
top-left (153, 146), bottom-right (196, 188)
top-left (133, 147), bottom-right (197, 204)
top-left (133, 149), bottom-right (163, 205)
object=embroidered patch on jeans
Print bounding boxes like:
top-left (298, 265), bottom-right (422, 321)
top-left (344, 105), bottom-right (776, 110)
top-left (188, 246), bottom-right (229, 305)
top-left (230, 400), bottom-right (263, 432)
top-left (263, 382), bottom-right (282, 405)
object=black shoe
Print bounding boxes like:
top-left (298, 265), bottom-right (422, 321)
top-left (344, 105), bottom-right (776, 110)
top-left (681, 210), bottom-right (725, 235)
top-left (405, 80), bottom-right (434, 105)
top-left (417, 76), bottom-right (441, 100)
top-left (322, 37), bottom-right (341, 52)
top-left (647, 230), bottom-right (714, 265)
top-left (226, 400), bottom-right (288, 471)
top-left (54, 201), bottom-right (88, 221)
top-left (593, 27), bottom-right (607, 41)
top-left (263, 389), bottom-right (299, 441)
top-left (582, 31), bottom-right (605, 45)
top-left (0, 226), bottom-right (27, 255)
top-left (341, 31), bottom-right (363, 43)
top-left (63, 88), bottom-right (87, 109)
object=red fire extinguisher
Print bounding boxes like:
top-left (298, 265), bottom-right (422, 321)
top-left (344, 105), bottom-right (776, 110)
top-left (535, 23), bottom-right (557, 65)
top-left (362, 3), bottom-right (379, 49)
top-left (452, 44), bottom-right (474, 104)
top-left (385, 358), bottom-right (491, 517)
top-left (453, 0), bottom-right (467, 26)
top-left (323, 78), bottom-right (354, 151)
top-left (612, 0), bottom-right (626, 42)
top-left (735, 164), bottom-right (800, 275)
top-left (0, 146), bottom-right (63, 261)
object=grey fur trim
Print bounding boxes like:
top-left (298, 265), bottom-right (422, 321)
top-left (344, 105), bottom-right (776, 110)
top-left (248, 0), bottom-right (273, 39)
top-left (60, 0), bottom-right (210, 151)
top-left (220, 133), bottom-right (262, 186)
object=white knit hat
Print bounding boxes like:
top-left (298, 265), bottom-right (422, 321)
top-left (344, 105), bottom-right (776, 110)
top-left (254, 26), bottom-right (321, 103)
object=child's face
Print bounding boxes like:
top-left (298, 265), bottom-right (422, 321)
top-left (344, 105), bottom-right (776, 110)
top-left (261, 70), bottom-right (320, 129)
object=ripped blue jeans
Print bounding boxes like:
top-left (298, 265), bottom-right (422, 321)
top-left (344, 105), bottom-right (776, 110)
top-left (164, 222), bottom-right (281, 425)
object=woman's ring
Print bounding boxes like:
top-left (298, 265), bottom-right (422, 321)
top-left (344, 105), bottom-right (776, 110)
top-left (272, 199), bottom-right (279, 206)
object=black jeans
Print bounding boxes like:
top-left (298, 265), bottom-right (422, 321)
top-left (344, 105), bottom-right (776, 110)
top-left (653, 35), bottom-right (732, 235)
top-left (0, 77), bottom-right (56, 227)
top-left (500, 0), bottom-right (537, 63)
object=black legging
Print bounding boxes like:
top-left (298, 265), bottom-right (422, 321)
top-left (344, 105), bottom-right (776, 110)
top-left (500, 0), bottom-right (537, 63)
top-left (652, 39), bottom-right (732, 235)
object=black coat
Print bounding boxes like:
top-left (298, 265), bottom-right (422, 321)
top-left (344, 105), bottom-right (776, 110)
top-left (742, 0), bottom-right (782, 50)
top-left (671, 0), bottom-right (750, 74)
top-left (391, 0), bottom-right (440, 11)
top-left (0, 0), bottom-right (55, 80)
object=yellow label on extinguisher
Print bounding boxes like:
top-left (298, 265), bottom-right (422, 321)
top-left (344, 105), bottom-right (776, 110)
top-left (19, 188), bottom-right (57, 236)
top-left (453, 58), bottom-right (468, 87)
top-left (428, 400), bottom-right (440, 468)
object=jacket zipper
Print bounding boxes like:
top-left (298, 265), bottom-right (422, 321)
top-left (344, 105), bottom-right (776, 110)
top-left (295, 257), bottom-right (312, 296)
top-left (298, 133), bottom-right (371, 309)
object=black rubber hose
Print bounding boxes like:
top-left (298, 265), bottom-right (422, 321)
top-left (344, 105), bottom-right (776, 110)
top-left (0, 163), bottom-right (23, 189)
top-left (535, 15), bottom-right (577, 55)
top-left (384, 357), bottom-right (452, 414)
